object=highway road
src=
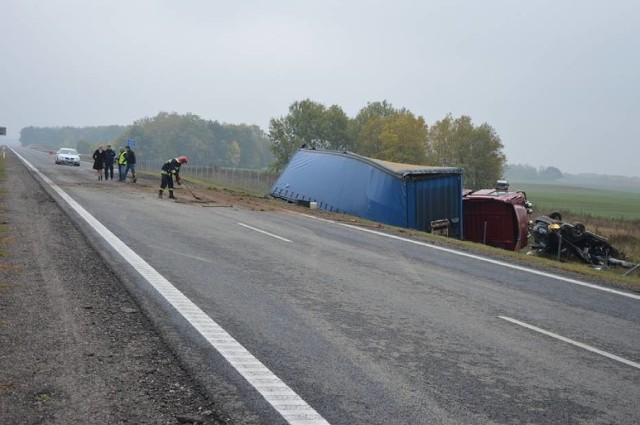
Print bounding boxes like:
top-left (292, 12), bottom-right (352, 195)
top-left (12, 147), bottom-right (640, 424)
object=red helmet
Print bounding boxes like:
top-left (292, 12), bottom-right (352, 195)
top-left (178, 155), bottom-right (188, 164)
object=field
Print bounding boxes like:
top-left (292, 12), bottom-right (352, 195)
top-left (511, 182), bottom-right (640, 221)
top-left (510, 181), bottom-right (640, 263)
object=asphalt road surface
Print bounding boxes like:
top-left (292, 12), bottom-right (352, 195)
top-left (4, 147), bottom-right (640, 424)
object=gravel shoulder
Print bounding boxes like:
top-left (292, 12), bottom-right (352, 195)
top-left (0, 155), bottom-right (230, 424)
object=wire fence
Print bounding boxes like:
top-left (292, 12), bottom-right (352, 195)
top-left (137, 159), bottom-right (279, 196)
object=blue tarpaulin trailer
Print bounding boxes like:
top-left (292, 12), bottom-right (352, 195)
top-left (270, 149), bottom-right (464, 238)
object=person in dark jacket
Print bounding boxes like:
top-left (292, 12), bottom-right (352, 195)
top-left (123, 146), bottom-right (137, 183)
top-left (103, 144), bottom-right (116, 180)
top-left (92, 145), bottom-right (106, 181)
top-left (158, 156), bottom-right (188, 199)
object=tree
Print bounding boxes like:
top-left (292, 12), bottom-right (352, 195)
top-left (227, 140), bottom-right (241, 167)
top-left (379, 113), bottom-right (428, 164)
top-left (504, 163), bottom-right (540, 181)
top-left (114, 112), bottom-right (272, 168)
top-left (426, 114), bottom-right (506, 189)
top-left (20, 125), bottom-right (126, 149)
top-left (352, 100), bottom-right (404, 156)
top-left (356, 115), bottom-right (385, 158)
top-left (268, 99), bottom-right (352, 171)
top-left (351, 101), bottom-right (428, 164)
top-left (540, 166), bottom-right (563, 181)
top-left (469, 123), bottom-right (506, 189)
top-left (76, 139), bottom-right (93, 154)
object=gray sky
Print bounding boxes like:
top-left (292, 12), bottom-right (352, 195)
top-left (2, 0), bottom-right (639, 177)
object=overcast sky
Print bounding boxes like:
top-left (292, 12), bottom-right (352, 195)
top-left (2, 0), bottom-right (639, 177)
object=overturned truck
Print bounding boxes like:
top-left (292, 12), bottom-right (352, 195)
top-left (462, 181), bottom-right (533, 251)
top-left (270, 148), bottom-right (464, 237)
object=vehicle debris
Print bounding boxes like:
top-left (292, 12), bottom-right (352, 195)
top-left (530, 212), bottom-right (633, 267)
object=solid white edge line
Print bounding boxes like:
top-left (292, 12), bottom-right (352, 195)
top-left (12, 149), bottom-right (329, 425)
top-left (238, 222), bottom-right (292, 242)
top-left (499, 316), bottom-right (640, 370)
top-left (291, 212), bottom-right (640, 301)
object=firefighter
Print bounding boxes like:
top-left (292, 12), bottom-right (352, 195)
top-left (159, 155), bottom-right (188, 199)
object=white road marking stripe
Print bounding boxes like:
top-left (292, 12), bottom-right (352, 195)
top-left (14, 151), bottom-right (330, 425)
top-left (499, 316), bottom-right (640, 370)
top-left (293, 212), bottom-right (640, 301)
top-left (238, 222), bottom-right (292, 242)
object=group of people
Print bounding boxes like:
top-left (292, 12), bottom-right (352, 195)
top-left (91, 144), bottom-right (189, 200)
top-left (92, 144), bottom-right (136, 182)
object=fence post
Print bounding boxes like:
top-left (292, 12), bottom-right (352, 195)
top-left (557, 235), bottom-right (563, 261)
top-left (483, 222), bottom-right (487, 245)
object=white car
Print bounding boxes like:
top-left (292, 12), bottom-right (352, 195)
top-left (55, 148), bottom-right (81, 166)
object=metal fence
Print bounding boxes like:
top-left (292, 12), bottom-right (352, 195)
top-left (137, 159), bottom-right (279, 196)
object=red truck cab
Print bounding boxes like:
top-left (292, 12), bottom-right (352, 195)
top-left (462, 181), bottom-right (532, 251)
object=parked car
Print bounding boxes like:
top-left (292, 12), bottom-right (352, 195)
top-left (55, 148), bottom-right (81, 166)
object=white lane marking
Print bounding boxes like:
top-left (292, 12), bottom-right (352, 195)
top-left (13, 150), bottom-right (329, 425)
top-left (238, 222), bottom-right (292, 242)
top-left (499, 316), bottom-right (640, 370)
top-left (292, 212), bottom-right (640, 301)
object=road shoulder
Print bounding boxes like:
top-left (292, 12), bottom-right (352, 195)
top-left (0, 153), bottom-right (228, 423)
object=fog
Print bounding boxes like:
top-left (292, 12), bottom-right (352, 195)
top-left (2, 0), bottom-right (638, 177)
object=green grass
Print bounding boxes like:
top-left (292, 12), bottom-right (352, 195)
top-left (511, 182), bottom-right (640, 220)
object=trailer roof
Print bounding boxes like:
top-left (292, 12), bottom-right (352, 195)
top-left (299, 149), bottom-right (463, 177)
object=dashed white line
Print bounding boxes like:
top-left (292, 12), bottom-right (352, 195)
top-left (499, 316), bottom-right (640, 370)
top-left (238, 222), bottom-right (292, 242)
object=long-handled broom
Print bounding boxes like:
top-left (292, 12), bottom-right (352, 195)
top-left (181, 182), bottom-right (202, 200)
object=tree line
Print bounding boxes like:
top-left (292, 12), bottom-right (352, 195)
top-left (269, 99), bottom-right (506, 189)
top-left (114, 112), bottom-right (272, 169)
top-left (19, 100), bottom-right (508, 189)
top-left (19, 113), bottom-right (274, 169)
top-left (504, 164), bottom-right (563, 181)
top-left (20, 125), bottom-right (127, 150)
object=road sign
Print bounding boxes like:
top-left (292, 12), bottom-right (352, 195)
top-left (0, 127), bottom-right (6, 136)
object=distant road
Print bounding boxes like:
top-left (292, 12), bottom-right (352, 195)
top-left (14, 147), bottom-right (640, 424)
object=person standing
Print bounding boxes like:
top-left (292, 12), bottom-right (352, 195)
top-left (123, 146), bottom-right (137, 183)
top-left (103, 144), bottom-right (116, 180)
top-left (92, 145), bottom-right (106, 180)
top-left (158, 156), bottom-right (188, 199)
top-left (117, 147), bottom-right (127, 181)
